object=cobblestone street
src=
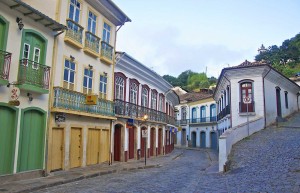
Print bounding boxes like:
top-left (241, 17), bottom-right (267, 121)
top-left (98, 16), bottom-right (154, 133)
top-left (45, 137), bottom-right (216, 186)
top-left (33, 115), bottom-right (300, 193)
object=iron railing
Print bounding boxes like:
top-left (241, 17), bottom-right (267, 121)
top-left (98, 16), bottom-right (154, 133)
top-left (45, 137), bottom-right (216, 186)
top-left (18, 59), bottom-right (50, 89)
top-left (66, 19), bottom-right (84, 44)
top-left (85, 31), bottom-right (100, 53)
top-left (100, 41), bottom-right (113, 61)
top-left (0, 50), bottom-right (11, 81)
top-left (114, 99), bottom-right (176, 124)
top-left (53, 87), bottom-right (114, 116)
top-left (177, 116), bottom-right (217, 125)
top-left (217, 105), bottom-right (231, 120)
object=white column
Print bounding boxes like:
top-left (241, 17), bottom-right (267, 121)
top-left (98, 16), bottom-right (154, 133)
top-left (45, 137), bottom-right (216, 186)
top-left (110, 121), bottom-right (115, 156)
top-left (147, 125), bottom-right (151, 148)
top-left (137, 124), bottom-right (141, 149)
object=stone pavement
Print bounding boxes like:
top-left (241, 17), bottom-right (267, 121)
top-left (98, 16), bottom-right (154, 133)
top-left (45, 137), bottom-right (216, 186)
top-left (0, 149), bottom-right (185, 193)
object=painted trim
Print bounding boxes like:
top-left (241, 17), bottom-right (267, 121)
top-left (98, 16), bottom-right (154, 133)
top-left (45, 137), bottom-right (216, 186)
top-left (17, 107), bottom-right (47, 172)
top-left (0, 15), bottom-right (10, 51)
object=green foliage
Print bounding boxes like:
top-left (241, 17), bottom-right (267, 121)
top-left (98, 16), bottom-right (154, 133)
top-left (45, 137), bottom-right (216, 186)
top-left (163, 70), bottom-right (215, 91)
top-left (255, 33), bottom-right (300, 77)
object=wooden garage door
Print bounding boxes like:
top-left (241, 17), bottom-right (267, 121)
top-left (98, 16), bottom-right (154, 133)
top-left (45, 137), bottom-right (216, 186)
top-left (50, 128), bottom-right (64, 171)
top-left (70, 128), bottom-right (82, 168)
top-left (86, 129), bottom-right (100, 165)
top-left (100, 129), bottom-right (109, 163)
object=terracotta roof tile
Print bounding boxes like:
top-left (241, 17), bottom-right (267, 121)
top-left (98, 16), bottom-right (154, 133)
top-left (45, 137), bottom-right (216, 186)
top-left (179, 91), bottom-right (213, 103)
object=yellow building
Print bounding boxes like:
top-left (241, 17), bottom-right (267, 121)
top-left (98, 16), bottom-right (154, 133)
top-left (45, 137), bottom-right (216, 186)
top-left (47, 0), bottom-right (130, 172)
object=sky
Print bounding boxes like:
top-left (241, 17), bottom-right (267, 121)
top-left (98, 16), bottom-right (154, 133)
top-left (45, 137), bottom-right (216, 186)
top-left (113, 0), bottom-right (300, 78)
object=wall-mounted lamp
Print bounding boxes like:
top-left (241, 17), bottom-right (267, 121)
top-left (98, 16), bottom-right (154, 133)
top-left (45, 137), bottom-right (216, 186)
top-left (70, 55), bottom-right (75, 61)
top-left (88, 64), bottom-right (93, 70)
top-left (103, 71), bottom-right (107, 76)
top-left (16, 17), bottom-right (24, 30)
top-left (27, 93), bottom-right (33, 101)
top-left (142, 114), bottom-right (148, 121)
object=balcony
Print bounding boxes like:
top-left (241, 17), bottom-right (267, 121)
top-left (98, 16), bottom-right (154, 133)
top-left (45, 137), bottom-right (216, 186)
top-left (166, 115), bottom-right (177, 126)
top-left (83, 31), bottom-right (100, 57)
top-left (177, 116), bottom-right (217, 126)
top-left (0, 50), bottom-right (11, 85)
top-left (100, 41), bottom-right (113, 64)
top-left (115, 99), bottom-right (176, 123)
top-left (17, 59), bottom-right (50, 94)
top-left (217, 105), bottom-right (231, 120)
top-left (65, 19), bottom-right (84, 49)
top-left (52, 87), bottom-right (115, 118)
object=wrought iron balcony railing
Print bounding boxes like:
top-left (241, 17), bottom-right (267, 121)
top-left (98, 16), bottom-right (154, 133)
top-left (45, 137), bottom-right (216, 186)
top-left (177, 116), bottom-right (217, 125)
top-left (115, 99), bottom-right (177, 124)
top-left (0, 50), bottom-right (11, 81)
top-left (100, 41), bottom-right (113, 61)
top-left (217, 104), bottom-right (231, 120)
top-left (18, 59), bottom-right (50, 90)
top-left (66, 19), bottom-right (84, 44)
top-left (53, 87), bottom-right (114, 117)
top-left (85, 31), bottom-right (100, 53)
top-left (166, 115), bottom-right (176, 126)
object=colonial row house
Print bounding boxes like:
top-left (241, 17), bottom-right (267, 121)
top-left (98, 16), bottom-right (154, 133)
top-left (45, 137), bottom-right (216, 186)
top-left (0, 0), bottom-right (65, 179)
top-left (175, 90), bottom-right (218, 150)
top-left (113, 52), bottom-right (179, 162)
top-left (214, 60), bottom-right (300, 171)
top-left (48, 0), bottom-right (130, 173)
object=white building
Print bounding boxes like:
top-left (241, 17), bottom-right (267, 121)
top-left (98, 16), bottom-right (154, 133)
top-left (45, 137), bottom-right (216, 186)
top-left (214, 60), bottom-right (300, 172)
top-left (113, 52), bottom-right (179, 162)
top-left (175, 90), bottom-right (218, 150)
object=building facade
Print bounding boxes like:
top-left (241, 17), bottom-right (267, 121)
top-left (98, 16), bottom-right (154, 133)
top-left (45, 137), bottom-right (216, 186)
top-left (0, 0), bottom-right (65, 178)
top-left (113, 52), bottom-right (179, 162)
top-left (47, 0), bottom-right (130, 172)
top-left (214, 60), bottom-right (300, 171)
top-left (175, 90), bottom-right (218, 150)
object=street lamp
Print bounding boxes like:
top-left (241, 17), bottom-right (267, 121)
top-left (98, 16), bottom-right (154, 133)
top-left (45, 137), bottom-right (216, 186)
top-left (141, 114), bottom-right (148, 166)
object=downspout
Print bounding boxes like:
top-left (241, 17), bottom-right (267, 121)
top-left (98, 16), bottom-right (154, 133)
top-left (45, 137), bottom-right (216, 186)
top-left (262, 67), bottom-right (272, 128)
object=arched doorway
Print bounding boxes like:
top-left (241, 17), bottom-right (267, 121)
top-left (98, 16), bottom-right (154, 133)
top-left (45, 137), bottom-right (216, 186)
top-left (276, 87), bottom-right (282, 117)
top-left (191, 132), bottom-right (196, 147)
top-left (18, 108), bottom-right (46, 172)
top-left (114, 124), bottom-right (122, 161)
top-left (128, 126), bottom-right (136, 160)
top-left (200, 131), bottom-right (206, 148)
top-left (150, 127), bottom-right (156, 156)
top-left (210, 132), bottom-right (218, 150)
top-left (0, 104), bottom-right (18, 175)
top-left (181, 129), bottom-right (186, 146)
top-left (158, 128), bottom-right (162, 155)
top-left (140, 126), bottom-right (147, 158)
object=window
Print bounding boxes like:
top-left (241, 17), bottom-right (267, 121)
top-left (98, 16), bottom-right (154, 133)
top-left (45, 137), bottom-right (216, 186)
top-left (102, 22), bottom-right (111, 44)
top-left (151, 90), bottom-right (157, 110)
top-left (285, 91), bottom-right (288, 109)
top-left (83, 68), bottom-right (93, 94)
top-left (141, 87), bottom-right (148, 107)
top-left (32, 47), bottom-right (40, 69)
top-left (129, 82), bottom-right (138, 104)
top-left (201, 106), bottom-right (206, 122)
top-left (22, 43), bottom-right (30, 60)
top-left (63, 59), bottom-right (75, 90)
top-left (87, 11), bottom-right (96, 34)
top-left (240, 81), bottom-right (254, 112)
top-left (115, 76), bottom-right (124, 100)
top-left (210, 104), bottom-right (216, 121)
top-left (99, 74), bottom-right (107, 99)
top-left (158, 95), bottom-right (164, 112)
top-left (69, 0), bottom-right (81, 23)
top-left (192, 108), bottom-right (197, 123)
top-left (181, 107), bottom-right (187, 120)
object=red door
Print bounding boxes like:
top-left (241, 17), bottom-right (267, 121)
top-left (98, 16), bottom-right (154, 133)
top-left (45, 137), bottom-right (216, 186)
top-left (140, 128), bottom-right (146, 158)
top-left (128, 127), bottom-right (134, 159)
top-left (150, 128), bottom-right (155, 156)
top-left (114, 126), bottom-right (121, 161)
top-left (158, 129), bottom-right (162, 155)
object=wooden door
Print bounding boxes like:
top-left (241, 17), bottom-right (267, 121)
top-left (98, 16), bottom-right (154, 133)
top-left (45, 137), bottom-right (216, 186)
top-left (100, 129), bottom-right (109, 163)
top-left (18, 109), bottom-right (45, 172)
top-left (87, 129), bottom-right (100, 165)
top-left (114, 126), bottom-right (121, 161)
top-left (211, 132), bottom-right (218, 150)
top-left (150, 128), bottom-right (155, 156)
top-left (51, 128), bottom-right (64, 171)
top-left (128, 127), bottom-right (134, 159)
top-left (192, 132), bottom-right (196, 147)
top-left (276, 88), bottom-right (282, 117)
top-left (0, 106), bottom-right (17, 175)
top-left (182, 129), bottom-right (186, 146)
top-left (200, 132), bottom-right (206, 148)
top-left (0, 18), bottom-right (6, 50)
top-left (140, 128), bottom-right (146, 158)
top-left (158, 129), bottom-right (162, 155)
top-left (70, 128), bottom-right (82, 168)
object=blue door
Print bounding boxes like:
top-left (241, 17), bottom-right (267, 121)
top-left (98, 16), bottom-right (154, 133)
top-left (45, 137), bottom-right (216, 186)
top-left (200, 132), bottom-right (206, 148)
top-left (211, 132), bottom-right (218, 150)
top-left (192, 132), bottom-right (196, 147)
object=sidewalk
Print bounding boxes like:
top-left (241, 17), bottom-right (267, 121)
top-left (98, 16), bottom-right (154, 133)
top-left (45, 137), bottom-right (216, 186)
top-left (0, 149), bottom-right (184, 193)
top-left (278, 111), bottom-right (300, 128)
